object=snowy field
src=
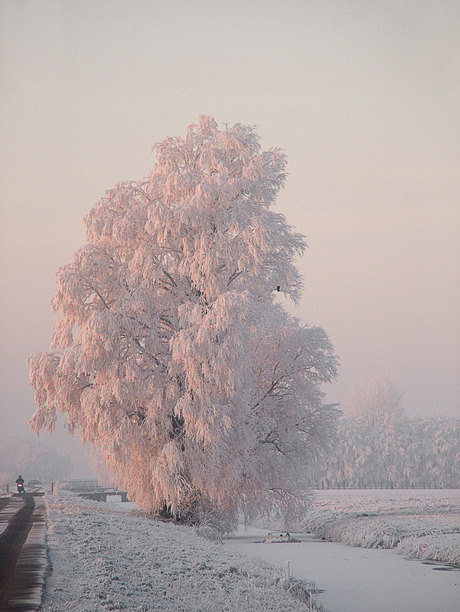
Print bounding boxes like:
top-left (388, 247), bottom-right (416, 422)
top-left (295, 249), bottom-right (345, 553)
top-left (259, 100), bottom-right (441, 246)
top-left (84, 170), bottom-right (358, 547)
top-left (304, 489), bottom-right (460, 565)
top-left (41, 491), bottom-right (308, 612)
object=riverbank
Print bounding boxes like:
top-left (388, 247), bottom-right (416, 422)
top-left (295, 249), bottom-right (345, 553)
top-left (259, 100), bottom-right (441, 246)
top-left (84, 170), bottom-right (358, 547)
top-left (39, 489), bottom-right (460, 611)
top-left (303, 489), bottom-right (460, 565)
top-left (41, 491), bottom-right (308, 611)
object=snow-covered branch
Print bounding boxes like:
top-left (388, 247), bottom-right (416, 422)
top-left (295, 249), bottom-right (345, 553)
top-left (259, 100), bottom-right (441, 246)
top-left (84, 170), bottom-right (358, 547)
top-left (28, 116), bottom-right (338, 522)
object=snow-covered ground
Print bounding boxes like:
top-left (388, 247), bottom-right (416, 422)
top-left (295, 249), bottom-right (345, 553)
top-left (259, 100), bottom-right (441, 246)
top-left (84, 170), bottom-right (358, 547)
top-left (226, 490), bottom-right (460, 612)
top-left (226, 530), bottom-right (460, 612)
top-left (303, 488), bottom-right (460, 564)
top-left (40, 489), bottom-right (460, 611)
top-left (41, 491), bottom-right (308, 612)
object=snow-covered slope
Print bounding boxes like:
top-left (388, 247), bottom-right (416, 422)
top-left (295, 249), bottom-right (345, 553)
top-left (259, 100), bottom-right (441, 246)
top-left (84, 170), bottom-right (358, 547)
top-left (41, 491), bottom-right (307, 611)
top-left (303, 489), bottom-right (460, 565)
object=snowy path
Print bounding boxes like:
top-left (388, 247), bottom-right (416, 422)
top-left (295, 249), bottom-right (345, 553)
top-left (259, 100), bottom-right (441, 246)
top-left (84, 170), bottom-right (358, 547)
top-left (225, 532), bottom-right (459, 612)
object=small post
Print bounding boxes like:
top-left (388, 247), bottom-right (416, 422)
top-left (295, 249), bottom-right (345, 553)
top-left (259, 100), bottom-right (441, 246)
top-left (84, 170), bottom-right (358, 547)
top-left (285, 560), bottom-right (290, 582)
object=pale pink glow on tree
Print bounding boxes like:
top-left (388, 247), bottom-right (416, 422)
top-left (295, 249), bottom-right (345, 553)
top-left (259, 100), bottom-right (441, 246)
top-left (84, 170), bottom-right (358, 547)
top-left (28, 116), bottom-right (338, 522)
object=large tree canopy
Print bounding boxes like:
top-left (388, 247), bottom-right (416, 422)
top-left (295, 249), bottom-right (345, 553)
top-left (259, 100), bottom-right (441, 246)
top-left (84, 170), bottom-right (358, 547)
top-left (29, 116), bottom-right (338, 521)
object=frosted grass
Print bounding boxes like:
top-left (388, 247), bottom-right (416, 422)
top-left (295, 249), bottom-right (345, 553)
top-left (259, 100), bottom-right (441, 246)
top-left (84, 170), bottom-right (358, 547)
top-left (41, 491), bottom-right (307, 612)
top-left (304, 488), bottom-right (460, 564)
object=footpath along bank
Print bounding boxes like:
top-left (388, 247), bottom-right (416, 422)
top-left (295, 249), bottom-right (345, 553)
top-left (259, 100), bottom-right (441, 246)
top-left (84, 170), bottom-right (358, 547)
top-left (0, 492), bottom-right (47, 611)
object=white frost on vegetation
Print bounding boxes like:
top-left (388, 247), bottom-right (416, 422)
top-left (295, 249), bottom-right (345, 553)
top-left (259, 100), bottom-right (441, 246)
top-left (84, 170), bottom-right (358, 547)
top-left (28, 115), bottom-right (338, 521)
top-left (41, 491), bottom-right (307, 612)
top-left (303, 489), bottom-right (460, 565)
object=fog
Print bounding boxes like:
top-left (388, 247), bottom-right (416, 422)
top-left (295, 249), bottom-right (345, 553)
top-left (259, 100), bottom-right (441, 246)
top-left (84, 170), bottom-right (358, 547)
top-left (1, 1), bottom-right (458, 476)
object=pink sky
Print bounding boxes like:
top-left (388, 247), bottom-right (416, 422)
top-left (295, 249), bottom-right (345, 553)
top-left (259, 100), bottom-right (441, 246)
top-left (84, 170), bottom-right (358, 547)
top-left (1, 0), bottom-right (458, 473)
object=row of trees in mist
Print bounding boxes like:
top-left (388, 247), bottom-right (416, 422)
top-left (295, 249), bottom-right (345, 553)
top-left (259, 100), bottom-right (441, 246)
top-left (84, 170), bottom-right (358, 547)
top-left (310, 415), bottom-right (460, 489)
top-left (0, 437), bottom-right (73, 486)
top-left (309, 375), bottom-right (459, 489)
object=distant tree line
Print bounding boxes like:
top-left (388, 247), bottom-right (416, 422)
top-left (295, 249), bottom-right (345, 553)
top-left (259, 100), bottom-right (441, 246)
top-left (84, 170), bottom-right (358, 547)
top-left (310, 415), bottom-right (460, 489)
top-left (0, 437), bottom-right (73, 486)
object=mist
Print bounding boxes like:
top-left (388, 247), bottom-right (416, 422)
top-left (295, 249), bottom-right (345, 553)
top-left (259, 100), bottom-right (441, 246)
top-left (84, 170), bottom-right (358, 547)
top-left (1, 1), bottom-right (458, 475)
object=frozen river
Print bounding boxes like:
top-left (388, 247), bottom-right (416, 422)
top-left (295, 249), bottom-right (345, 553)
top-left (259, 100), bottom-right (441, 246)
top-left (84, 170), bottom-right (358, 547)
top-left (225, 529), bottom-right (459, 612)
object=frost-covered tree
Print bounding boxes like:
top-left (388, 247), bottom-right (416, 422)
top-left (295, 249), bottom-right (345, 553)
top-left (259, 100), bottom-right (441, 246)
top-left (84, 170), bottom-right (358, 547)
top-left (346, 374), bottom-right (403, 424)
top-left (309, 415), bottom-right (460, 489)
top-left (28, 116), bottom-right (338, 521)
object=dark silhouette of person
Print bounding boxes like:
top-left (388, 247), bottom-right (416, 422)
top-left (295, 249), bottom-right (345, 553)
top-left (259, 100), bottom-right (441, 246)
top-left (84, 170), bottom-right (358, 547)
top-left (15, 475), bottom-right (25, 492)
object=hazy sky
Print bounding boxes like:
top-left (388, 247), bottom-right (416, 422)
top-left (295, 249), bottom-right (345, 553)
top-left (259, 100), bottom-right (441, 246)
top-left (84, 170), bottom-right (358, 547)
top-left (1, 0), bottom-right (459, 475)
